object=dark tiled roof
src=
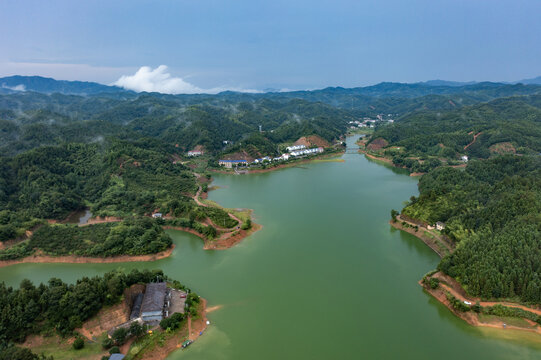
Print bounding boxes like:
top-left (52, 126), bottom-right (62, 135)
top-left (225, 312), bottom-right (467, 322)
top-left (141, 282), bottom-right (166, 314)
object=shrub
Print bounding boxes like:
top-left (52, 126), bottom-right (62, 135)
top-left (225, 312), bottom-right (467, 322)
top-left (159, 312), bottom-right (184, 330)
top-left (241, 218), bottom-right (252, 230)
top-left (102, 337), bottom-right (114, 349)
top-left (112, 327), bottom-right (128, 345)
top-left (109, 346), bottom-right (120, 355)
top-left (73, 337), bottom-right (85, 350)
top-left (129, 322), bottom-right (144, 337)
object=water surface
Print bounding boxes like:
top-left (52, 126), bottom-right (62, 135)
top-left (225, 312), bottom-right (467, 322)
top-left (1, 135), bottom-right (540, 359)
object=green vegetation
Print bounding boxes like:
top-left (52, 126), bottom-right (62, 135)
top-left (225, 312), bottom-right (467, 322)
top-left (159, 312), bottom-right (185, 330)
top-left (72, 337), bottom-right (84, 350)
top-left (0, 269), bottom-right (195, 359)
top-left (0, 218), bottom-right (172, 260)
top-left (368, 95), bottom-right (541, 172)
top-left (401, 156), bottom-right (541, 303)
top-left (202, 207), bottom-right (238, 228)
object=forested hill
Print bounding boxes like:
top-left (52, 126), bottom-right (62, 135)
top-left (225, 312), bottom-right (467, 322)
top-left (0, 75), bottom-right (128, 95)
top-left (401, 156), bottom-right (541, 302)
top-left (365, 95), bottom-right (541, 172)
top-left (0, 92), bottom-right (355, 156)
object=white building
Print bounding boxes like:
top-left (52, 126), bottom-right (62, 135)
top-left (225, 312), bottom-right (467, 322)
top-left (187, 150), bottom-right (202, 157)
top-left (219, 159), bottom-right (248, 168)
top-left (286, 144), bottom-right (306, 152)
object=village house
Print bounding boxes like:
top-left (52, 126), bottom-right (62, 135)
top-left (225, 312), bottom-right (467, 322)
top-left (219, 159), bottom-right (248, 168)
top-left (141, 282), bottom-right (170, 323)
top-left (187, 150), bottom-right (202, 157)
top-left (286, 144), bottom-right (306, 152)
top-left (152, 213), bottom-right (162, 218)
top-left (461, 155), bottom-right (469, 162)
top-left (290, 147), bottom-right (324, 157)
top-left (436, 222), bottom-right (446, 231)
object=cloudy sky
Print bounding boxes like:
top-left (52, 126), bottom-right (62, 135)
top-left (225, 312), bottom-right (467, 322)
top-left (0, 0), bottom-right (540, 93)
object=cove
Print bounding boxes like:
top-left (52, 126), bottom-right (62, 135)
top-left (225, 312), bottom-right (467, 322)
top-left (1, 135), bottom-right (541, 359)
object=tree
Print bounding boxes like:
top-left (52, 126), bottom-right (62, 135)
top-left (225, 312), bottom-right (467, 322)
top-left (102, 337), bottom-right (114, 349)
top-left (390, 209), bottom-right (399, 222)
top-left (112, 328), bottom-right (128, 345)
top-left (129, 322), bottom-right (144, 338)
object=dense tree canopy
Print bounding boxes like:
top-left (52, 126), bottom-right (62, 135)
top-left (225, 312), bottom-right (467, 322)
top-left (402, 156), bottom-right (541, 302)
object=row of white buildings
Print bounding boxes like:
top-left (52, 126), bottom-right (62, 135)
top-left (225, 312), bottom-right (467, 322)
top-left (219, 147), bottom-right (325, 168)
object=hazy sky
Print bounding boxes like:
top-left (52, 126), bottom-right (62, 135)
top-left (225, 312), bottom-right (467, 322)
top-left (1, 0), bottom-right (540, 92)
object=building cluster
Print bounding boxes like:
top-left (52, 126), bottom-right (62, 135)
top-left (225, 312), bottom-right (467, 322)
top-left (187, 150), bottom-right (203, 157)
top-left (349, 115), bottom-right (395, 129)
top-left (219, 146), bottom-right (324, 168)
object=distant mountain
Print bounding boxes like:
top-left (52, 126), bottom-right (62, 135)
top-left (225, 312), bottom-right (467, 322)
top-left (0, 75), bottom-right (129, 95)
top-left (515, 76), bottom-right (541, 85)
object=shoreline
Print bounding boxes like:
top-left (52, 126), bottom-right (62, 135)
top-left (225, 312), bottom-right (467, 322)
top-left (210, 150), bottom-right (345, 175)
top-left (389, 215), bottom-right (453, 258)
top-left (163, 223), bottom-right (262, 250)
top-left (137, 298), bottom-right (209, 360)
top-left (421, 272), bottom-right (541, 335)
top-left (0, 245), bottom-right (175, 268)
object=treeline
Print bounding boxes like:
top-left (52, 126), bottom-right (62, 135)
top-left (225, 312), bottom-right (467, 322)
top-left (0, 218), bottom-right (172, 260)
top-left (402, 156), bottom-right (541, 302)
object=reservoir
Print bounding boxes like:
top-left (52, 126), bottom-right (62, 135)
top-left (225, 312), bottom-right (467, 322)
top-left (1, 135), bottom-right (540, 359)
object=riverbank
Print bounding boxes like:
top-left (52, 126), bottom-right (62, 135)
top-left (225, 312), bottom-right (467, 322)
top-left (163, 223), bottom-right (262, 250)
top-left (421, 272), bottom-right (541, 335)
top-left (133, 298), bottom-right (209, 360)
top-left (211, 150), bottom-right (345, 175)
top-left (390, 215), bottom-right (453, 257)
top-left (0, 245), bottom-right (175, 268)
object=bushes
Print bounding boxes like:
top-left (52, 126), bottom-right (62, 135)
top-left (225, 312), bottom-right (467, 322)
top-left (72, 337), bottom-right (85, 350)
top-left (202, 207), bottom-right (238, 228)
top-left (102, 337), bottom-right (114, 349)
top-left (159, 312), bottom-right (185, 330)
top-left (19, 218), bottom-right (173, 258)
top-left (483, 304), bottom-right (541, 324)
top-left (445, 292), bottom-right (471, 312)
top-left (112, 328), bottom-right (128, 346)
top-left (241, 218), bottom-right (252, 230)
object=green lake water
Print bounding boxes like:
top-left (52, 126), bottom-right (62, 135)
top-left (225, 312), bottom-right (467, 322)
top-left (1, 135), bottom-right (541, 359)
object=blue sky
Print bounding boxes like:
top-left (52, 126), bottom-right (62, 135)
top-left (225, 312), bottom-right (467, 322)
top-left (1, 0), bottom-right (540, 92)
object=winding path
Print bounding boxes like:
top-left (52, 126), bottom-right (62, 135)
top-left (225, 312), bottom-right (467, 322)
top-left (433, 272), bottom-right (541, 316)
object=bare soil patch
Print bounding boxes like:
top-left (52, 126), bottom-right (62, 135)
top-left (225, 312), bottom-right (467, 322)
top-left (366, 137), bottom-right (389, 151)
top-left (489, 142), bottom-right (516, 155)
top-left (77, 302), bottom-right (130, 340)
top-left (294, 135), bottom-right (330, 148)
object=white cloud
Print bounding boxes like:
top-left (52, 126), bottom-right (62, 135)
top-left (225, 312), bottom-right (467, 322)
top-left (1, 83), bottom-right (26, 91)
top-left (113, 65), bottom-right (261, 94)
